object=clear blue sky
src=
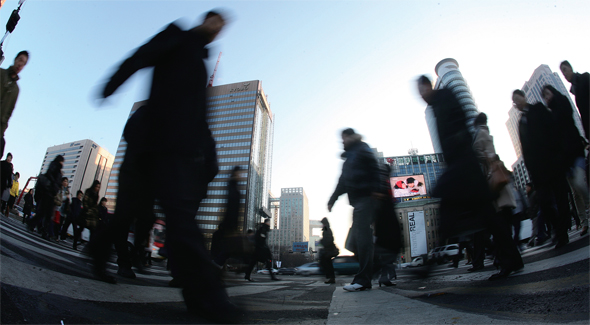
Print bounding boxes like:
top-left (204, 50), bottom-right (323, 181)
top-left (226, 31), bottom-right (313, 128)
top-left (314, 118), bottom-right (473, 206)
top-left (2, 0), bottom-right (589, 250)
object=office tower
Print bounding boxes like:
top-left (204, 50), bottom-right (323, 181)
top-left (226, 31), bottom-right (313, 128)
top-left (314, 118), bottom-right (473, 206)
top-left (199, 80), bottom-right (274, 246)
top-left (105, 80), bottom-right (274, 250)
top-left (506, 64), bottom-right (585, 159)
top-left (425, 58), bottom-right (479, 152)
top-left (40, 139), bottom-right (113, 200)
top-left (104, 101), bottom-right (145, 212)
top-left (268, 187), bottom-right (310, 253)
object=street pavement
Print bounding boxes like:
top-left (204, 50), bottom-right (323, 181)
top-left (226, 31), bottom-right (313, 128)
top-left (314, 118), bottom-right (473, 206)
top-left (1, 212), bottom-right (588, 324)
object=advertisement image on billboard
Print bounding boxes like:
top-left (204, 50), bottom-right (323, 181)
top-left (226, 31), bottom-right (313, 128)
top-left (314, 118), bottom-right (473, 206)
top-left (390, 175), bottom-right (427, 198)
top-left (292, 242), bottom-right (309, 252)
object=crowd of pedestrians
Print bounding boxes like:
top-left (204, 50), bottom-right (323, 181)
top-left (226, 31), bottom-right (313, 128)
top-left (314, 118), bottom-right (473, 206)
top-left (1, 7), bottom-right (587, 323)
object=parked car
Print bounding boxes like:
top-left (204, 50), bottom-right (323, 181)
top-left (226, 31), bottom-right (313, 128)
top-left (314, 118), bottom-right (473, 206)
top-left (256, 268), bottom-right (279, 275)
top-left (332, 256), bottom-right (359, 275)
top-left (428, 247), bottom-right (443, 263)
top-left (295, 262), bottom-right (321, 276)
top-left (438, 244), bottom-right (460, 263)
top-left (400, 262), bottom-right (411, 268)
top-left (277, 267), bottom-right (297, 275)
top-left (410, 256), bottom-right (424, 267)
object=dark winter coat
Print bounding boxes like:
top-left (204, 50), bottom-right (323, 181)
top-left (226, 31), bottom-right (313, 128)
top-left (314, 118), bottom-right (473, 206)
top-left (102, 24), bottom-right (218, 200)
top-left (547, 87), bottom-right (586, 171)
top-left (428, 88), bottom-right (490, 238)
top-left (328, 140), bottom-right (380, 207)
top-left (70, 197), bottom-right (82, 221)
top-left (23, 191), bottom-right (34, 216)
top-left (0, 159), bottom-right (13, 193)
top-left (35, 160), bottom-right (63, 202)
top-left (254, 223), bottom-right (272, 262)
top-left (569, 72), bottom-right (590, 140)
top-left (519, 103), bottom-right (561, 186)
top-left (320, 226), bottom-right (338, 258)
top-left (374, 165), bottom-right (403, 253)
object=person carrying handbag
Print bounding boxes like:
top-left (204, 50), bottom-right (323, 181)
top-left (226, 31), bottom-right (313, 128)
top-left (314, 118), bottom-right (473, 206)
top-left (472, 112), bottom-right (524, 280)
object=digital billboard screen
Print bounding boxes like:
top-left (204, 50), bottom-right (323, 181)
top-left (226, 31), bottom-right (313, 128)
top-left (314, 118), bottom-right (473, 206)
top-left (292, 242), bottom-right (308, 252)
top-left (390, 175), bottom-right (427, 198)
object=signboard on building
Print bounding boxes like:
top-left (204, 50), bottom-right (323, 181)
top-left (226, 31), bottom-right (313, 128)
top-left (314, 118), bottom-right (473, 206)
top-left (391, 175), bottom-right (427, 198)
top-left (292, 242), bottom-right (308, 252)
top-left (408, 211), bottom-right (427, 257)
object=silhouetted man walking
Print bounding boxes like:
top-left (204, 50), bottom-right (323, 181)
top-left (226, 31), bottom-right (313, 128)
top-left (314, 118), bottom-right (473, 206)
top-left (328, 128), bottom-right (381, 292)
top-left (90, 11), bottom-right (240, 322)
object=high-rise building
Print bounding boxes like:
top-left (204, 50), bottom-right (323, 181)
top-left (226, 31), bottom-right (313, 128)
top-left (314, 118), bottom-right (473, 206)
top-left (40, 139), bottom-right (113, 200)
top-left (425, 58), bottom-right (479, 153)
top-left (511, 156), bottom-right (530, 190)
top-left (268, 187), bottom-right (310, 255)
top-left (104, 80), bottom-right (274, 249)
top-left (104, 101), bottom-right (145, 212)
top-left (201, 80), bottom-right (274, 245)
top-left (506, 64), bottom-right (585, 160)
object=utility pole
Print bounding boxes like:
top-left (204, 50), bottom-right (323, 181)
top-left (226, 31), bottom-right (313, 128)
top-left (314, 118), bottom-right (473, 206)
top-left (0, 0), bottom-right (27, 65)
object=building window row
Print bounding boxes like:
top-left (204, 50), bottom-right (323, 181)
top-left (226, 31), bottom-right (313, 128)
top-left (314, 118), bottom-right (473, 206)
top-left (207, 102), bottom-right (253, 112)
top-left (207, 91), bottom-right (257, 100)
top-left (218, 149), bottom-right (250, 156)
top-left (211, 128), bottom-right (252, 135)
top-left (46, 145), bottom-right (84, 155)
top-left (207, 95), bottom-right (256, 105)
top-left (219, 164), bottom-right (249, 171)
top-left (218, 156), bottom-right (250, 163)
top-left (214, 173), bottom-right (248, 179)
top-left (209, 120), bottom-right (253, 129)
top-left (216, 142), bottom-right (251, 149)
top-left (207, 189), bottom-right (246, 196)
top-left (207, 113), bottom-right (254, 123)
top-left (201, 198), bottom-right (247, 204)
top-left (198, 223), bottom-right (218, 230)
top-left (196, 215), bottom-right (219, 221)
top-left (214, 134), bottom-right (252, 141)
top-left (208, 181), bottom-right (247, 187)
top-left (198, 207), bottom-right (226, 213)
top-left (207, 107), bottom-right (255, 118)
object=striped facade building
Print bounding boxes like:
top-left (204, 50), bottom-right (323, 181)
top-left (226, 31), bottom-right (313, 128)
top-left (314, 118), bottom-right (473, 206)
top-left (105, 80), bottom-right (274, 249)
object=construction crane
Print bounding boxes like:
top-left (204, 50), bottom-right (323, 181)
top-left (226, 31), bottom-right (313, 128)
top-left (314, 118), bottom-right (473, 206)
top-left (207, 52), bottom-right (222, 88)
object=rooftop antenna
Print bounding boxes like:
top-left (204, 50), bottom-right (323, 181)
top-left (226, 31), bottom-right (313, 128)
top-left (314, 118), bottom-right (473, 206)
top-left (207, 52), bottom-right (222, 88)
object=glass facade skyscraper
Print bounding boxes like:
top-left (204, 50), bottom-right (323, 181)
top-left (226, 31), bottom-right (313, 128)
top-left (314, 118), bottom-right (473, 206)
top-left (104, 80), bottom-right (274, 249)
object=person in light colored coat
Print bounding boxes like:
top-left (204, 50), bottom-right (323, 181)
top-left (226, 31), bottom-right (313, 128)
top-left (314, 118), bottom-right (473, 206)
top-left (470, 112), bottom-right (523, 280)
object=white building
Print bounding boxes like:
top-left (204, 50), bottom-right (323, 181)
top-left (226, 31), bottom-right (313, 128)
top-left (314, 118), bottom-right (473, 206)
top-left (40, 139), bottom-right (114, 200)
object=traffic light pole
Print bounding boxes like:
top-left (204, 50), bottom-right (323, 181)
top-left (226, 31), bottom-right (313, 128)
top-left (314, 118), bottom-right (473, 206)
top-left (0, 0), bottom-right (27, 65)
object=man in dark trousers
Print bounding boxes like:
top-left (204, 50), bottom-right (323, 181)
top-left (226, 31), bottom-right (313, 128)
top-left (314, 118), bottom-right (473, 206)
top-left (560, 60), bottom-right (589, 140)
top-left (0, 153), bottom-right (13, 211)
top-left (89, 11), bottom-right (240, 322)
top-left (244, 218), bottom-right (279, 281)
top-left (512, 89), bottom-right (570, 249)
top-left (328, 128), bottom-right (381, 292)
top-left (419, 76), bottom-right (522, 280)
